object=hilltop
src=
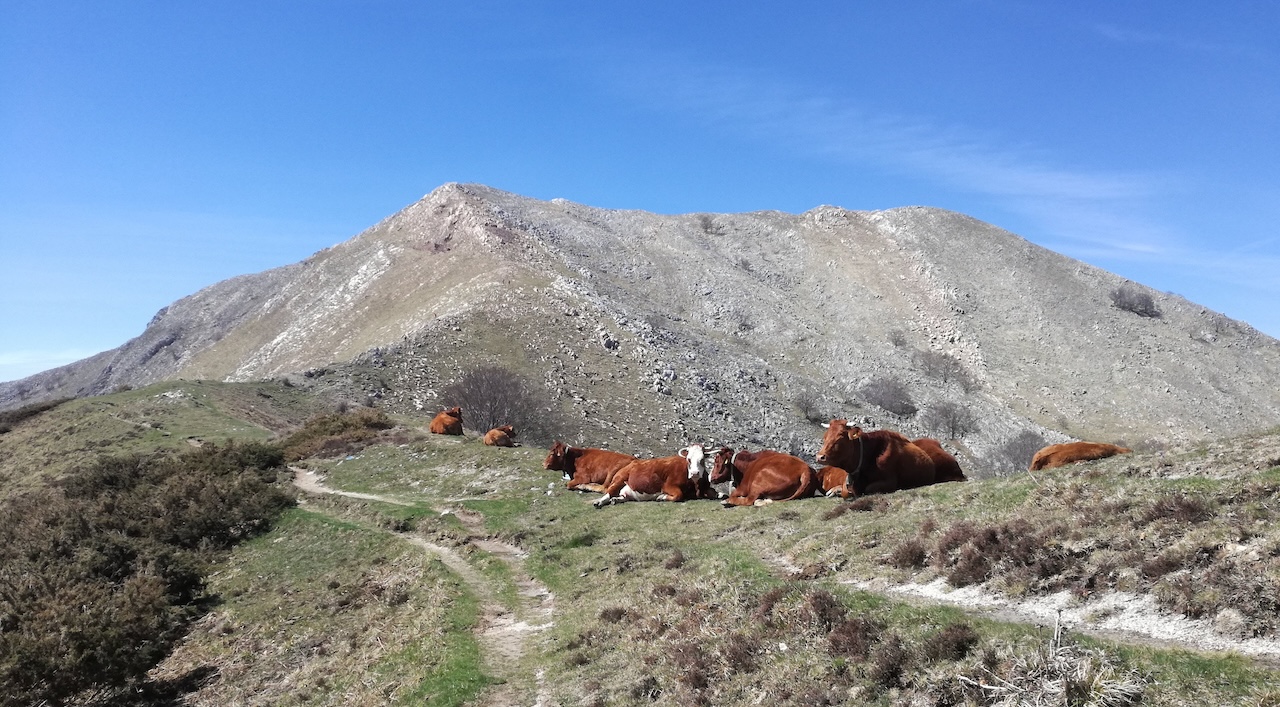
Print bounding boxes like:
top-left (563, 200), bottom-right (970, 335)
top-left (4, 184), bottom-right (1278, 468)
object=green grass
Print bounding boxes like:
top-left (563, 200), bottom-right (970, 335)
top-left (0, 379), bottom-right (327, 497)
top-left (17, 386), bottom-right (1274, 705)
top-left (153, 508), bottom-right (491, 706)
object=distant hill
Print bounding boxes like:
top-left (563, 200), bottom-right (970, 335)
top-left (4, 183), bottom-right (1279, 468)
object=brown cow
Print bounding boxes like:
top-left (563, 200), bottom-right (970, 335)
top-left (816, 419), bottom-right (936, 497)
top-left (483, 425), bottom-right (518, 447)
top-left (818, 465), bottom-right (850, 498)
top-left (1030, 441), bottom-right (1132, 471)
top-left (544, 441), bottom-right (636, 493)
top-left (912, 437), bottom-right (967, 483)
top-left (710, 448), bottom-right (821, 506)
top-left (593, 445), bottom-right (719, 508)
top-left (429, 407), bottom-right (463, 435)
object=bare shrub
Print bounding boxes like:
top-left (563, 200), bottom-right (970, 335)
top-left (1140, 494), bottom-right (1215, 525)
top-left (888, 330), bottom-right (908, 347)
top-left (792, 390), bottom-right (823, 423)
top-left (859, 377), bottom-right (917, 417)
top-left (868, 633), bottom-right (909, 690)
top-left (915, 349), bottom-right (978, 391)
top-left (921, 401), bottom-right (979, 439)
top-left (802, 589), bottom-right (847, 633)
top-left (440, 365), bottom-right (564, 445)
top-left (923, 623), bottom-right (980, 663)
top-left (993, 430), bottom-right (1048, 473)
top-left (828, 617), bottom-right (883, 658)
top-left (1110, 283), bottom-right (1162, 318)
top-left (888, 538), bottom-right (928, 569)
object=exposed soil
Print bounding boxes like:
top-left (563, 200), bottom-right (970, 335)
top-left (291, 468), bottom-right (555, 705)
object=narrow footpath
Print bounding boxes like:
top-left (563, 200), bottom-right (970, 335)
top-left (291, 467), bottom-right (555, 705)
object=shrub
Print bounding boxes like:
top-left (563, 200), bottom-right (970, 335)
top-left (440, 365), bottom-right (565, 445)
top-left (828, 617), bottom-right (883, 659)
top-left (859, 377), bottom-right (917, 417)
top-left (279, 407), bottom-right (394, 461)
top-left (1110, 284), bottom-right (1162, 318)
top-left (922, 623), bottom-right (980, 663)
top-left (915, 350), bottom-right (978, 392)
top-left (0, 442), bottom-right (291, 706)
top-left (921, 401), bottom-right (979, 439)
top-left (994, 430), bottom-right (1048, 473)
top-left (888, 538), bottom-right (928, 569)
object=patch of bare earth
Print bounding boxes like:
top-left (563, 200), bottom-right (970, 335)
top-left (293, 469), bottom-right (555, 705)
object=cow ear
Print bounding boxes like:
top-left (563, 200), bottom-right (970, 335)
top-left (678, 448), bottom-right (689, 458)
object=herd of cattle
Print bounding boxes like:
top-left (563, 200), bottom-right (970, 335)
top-left (428, 407), bottom-right (1132, 508)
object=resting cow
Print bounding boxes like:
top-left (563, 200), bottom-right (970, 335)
top-left (1030, 441), bottom-right (1132, 471)
top-left (483, 425), bottom-right (518, 447)
top-left (593, 445), bottom-right (718, 508)
top-left (817, 419), bottom-right (938, 497)
top-left (710, 448), bottom-right (821, 506)
top-left (912, 437), bottom-right (967, 483)
top-left (544, 441), bottom-right (636, 493)
top-left (430, 407), bottom-right (463, 435)
top-left (818, 465), bottom-right (850, 498)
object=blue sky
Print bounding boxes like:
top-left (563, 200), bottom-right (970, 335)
top-left (2, 1), bottom-right (1278, 383)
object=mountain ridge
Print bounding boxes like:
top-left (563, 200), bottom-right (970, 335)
top-left (4, 183), bottom-right (1278, 467)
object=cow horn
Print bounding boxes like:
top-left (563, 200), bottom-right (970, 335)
top-left (821, 422), bottom-right (830, 429)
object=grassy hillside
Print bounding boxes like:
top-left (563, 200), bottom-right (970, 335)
top-left (0, 379), bottom-right (333, 497)
top-left (151, 421), bottom-right (1280, 706)
top-left (5, 382), bottom-right (1279, 705)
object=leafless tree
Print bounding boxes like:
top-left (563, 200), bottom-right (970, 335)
top-left (921, 401), bottom-right (979, 439)
top-left (859, 377), bottom-right (917, 417)
top-left (440, 366), bottom-right (565, 445)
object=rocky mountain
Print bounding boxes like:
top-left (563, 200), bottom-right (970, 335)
top-left (5, 183), bottom-right (1279, 469)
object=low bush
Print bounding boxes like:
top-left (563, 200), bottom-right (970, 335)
top-left (279, 407), bottom-right (394, 461)
top-left (859, 377), bottom-right (917, 417)
top-left (1110, 283), bottom-right (1162, 318)
top-left (0, 442), bottom-right (292, 706)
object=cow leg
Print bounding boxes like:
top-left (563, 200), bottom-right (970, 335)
top-left (594, 472), bottom-right (633, 508)
top-left (752, 498), bottom-right (775, 507)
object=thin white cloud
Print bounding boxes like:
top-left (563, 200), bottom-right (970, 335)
top-left (626, 59), bottom-right (1173, 258)
top-left (1094, 23), bottom-right (1266, 60)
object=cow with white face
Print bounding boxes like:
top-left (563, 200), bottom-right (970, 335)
top-left (592, 444), bottom-right (719, 508)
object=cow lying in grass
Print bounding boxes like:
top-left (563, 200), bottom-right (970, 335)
top-left (544, 441), bottom-right (636, 493)
top-left (1030, 441), bottom-right (1131, 470)
top-left (429, 406), bottom-right (463, 435)
top-left (709, 447), bottom-right (821, 506)
top-left (483, 425), bottom-right (518, 447)
top-left (818, 419), bottom-right (964, 497)
top-left (593, 444), bottom-right (720, 508)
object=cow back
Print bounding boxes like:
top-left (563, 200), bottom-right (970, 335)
top-left (1030, 442), bottom-right (1132, 471)
top-left (567, 447), bottom-right (637, 486)
top-left (856, 430), bottom-right (936, 494)
top-left (912, 438), bottom-right (966, 483)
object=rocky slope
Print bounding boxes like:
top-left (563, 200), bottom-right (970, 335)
top-left (5, 183), bottom-right (1279, 469)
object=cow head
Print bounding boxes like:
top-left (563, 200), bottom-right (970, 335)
top-left (709, 447), bottom-right (734, 484)
top-left (544, 440), bottom-right (568, 475)
top-left (443, 406), bottom-right (462, 419)
top-left (816, 419), bottom-right (861, 464)
top-left (498, 425), bottom-right (516, 436)
top-left (677, 444), bottom-right (709, 479)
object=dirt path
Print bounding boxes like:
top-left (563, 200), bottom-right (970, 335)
top-left (291, 468), bottom-right (555, 705)
top-left (759, 548), bottom-right (1280, 666)
top-left (844, 576), bottom-right (1280, 668)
